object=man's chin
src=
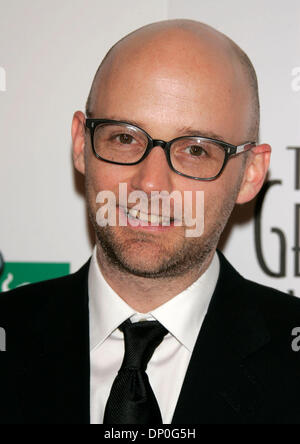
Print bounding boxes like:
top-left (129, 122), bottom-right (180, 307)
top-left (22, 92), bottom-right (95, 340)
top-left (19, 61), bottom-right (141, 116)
top-left (116, 262), bottom-right (168, 278)
top-left (95, 227), bottom-right (173, 275)
top-left (109, 246), bottom-right (176, 278)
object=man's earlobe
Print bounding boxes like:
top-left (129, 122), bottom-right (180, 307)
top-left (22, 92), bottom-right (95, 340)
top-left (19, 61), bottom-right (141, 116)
top-left (236, 144), bottom-right (272, 205)
top-left (72, 111), bottom-right (86, 175)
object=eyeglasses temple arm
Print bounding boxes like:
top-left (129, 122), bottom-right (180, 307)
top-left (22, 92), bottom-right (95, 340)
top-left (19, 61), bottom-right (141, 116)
top-left (235, 142), bottom-right (257, 154)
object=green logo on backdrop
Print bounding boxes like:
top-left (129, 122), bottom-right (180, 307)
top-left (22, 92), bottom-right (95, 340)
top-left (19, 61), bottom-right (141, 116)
top-left (0, 262), bottom-right (70, 292)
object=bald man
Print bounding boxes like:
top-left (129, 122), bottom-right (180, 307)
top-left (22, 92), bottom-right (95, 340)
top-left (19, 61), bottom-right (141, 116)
top-left (1, 19), bottom-right (300, 425)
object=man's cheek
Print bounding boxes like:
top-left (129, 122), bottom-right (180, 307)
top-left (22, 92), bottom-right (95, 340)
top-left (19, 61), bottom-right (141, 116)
top-left (182, 191), bottom-right (205, 238)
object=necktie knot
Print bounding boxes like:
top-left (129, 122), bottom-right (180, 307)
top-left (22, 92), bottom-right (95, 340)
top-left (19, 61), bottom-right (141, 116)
top-left (119, 319), bottom-right (168, 371)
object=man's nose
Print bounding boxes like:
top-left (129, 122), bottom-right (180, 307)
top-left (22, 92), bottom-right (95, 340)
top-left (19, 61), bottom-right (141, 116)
top-left (130, 144), bottom-right (174, 193)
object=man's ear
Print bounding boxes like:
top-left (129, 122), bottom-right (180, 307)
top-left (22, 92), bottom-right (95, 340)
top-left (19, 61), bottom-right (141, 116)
top-left (236, 144), bottom-right (272, 204)
top-left (71, 111), bottom-right (86, 175)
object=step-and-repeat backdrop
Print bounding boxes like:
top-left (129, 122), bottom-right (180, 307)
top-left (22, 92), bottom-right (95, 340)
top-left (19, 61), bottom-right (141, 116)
top-left (0, 0), bottom-right (299, 296)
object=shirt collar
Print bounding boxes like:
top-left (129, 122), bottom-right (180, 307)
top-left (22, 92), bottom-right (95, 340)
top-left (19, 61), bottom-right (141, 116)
top-left (88, 246), bottom-right (220, 353)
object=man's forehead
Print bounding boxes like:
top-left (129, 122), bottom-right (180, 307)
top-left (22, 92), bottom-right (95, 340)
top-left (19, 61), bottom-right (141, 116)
top-left (87, 20), bottom-right (245, 112)
top-left (92, 21), bottom-right (242, 110)
top-left (92, 35), bottom-right (244, 115)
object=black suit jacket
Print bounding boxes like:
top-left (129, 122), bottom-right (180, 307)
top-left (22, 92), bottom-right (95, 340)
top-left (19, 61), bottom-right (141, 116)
top-left (0, 251), bottom-right (300, 424)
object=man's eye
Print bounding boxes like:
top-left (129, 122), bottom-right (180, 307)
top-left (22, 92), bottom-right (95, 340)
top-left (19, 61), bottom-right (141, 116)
top-left (185, 145), bottom-right (207, 157)
top-left (117, 134), bottom-right (134, 144)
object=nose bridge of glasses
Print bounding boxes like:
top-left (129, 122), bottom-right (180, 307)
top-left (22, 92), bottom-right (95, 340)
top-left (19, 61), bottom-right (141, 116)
top-left (145, 139), bottom-right (171, 167)
top-left (151, 139), bottom-right (168, 150)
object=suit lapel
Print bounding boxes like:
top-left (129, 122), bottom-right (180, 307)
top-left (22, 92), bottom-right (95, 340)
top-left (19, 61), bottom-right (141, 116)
top-left (17, 260), bottom-right (91, 424)
top-left (172, 251), bottom-right (271, 424)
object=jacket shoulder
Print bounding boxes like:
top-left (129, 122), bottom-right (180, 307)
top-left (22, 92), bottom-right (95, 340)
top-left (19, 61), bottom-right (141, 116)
top-left (241, 276), bottom-right (300, 328)
top-left (242, 276), bottom-right (300, 308)
top-left (217, 250), bottom-right (300, 320)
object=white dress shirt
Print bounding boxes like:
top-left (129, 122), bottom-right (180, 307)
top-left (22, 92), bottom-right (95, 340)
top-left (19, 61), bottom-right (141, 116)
top-left (89, 246), bottom-right (220, 424)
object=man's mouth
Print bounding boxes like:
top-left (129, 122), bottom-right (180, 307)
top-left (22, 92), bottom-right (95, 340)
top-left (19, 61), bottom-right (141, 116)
top-left (122, 207), bottom-right (175, 225)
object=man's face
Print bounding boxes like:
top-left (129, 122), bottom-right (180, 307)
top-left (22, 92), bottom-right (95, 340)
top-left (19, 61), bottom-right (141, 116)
top-left (81, 31), bottom-right (254, 278)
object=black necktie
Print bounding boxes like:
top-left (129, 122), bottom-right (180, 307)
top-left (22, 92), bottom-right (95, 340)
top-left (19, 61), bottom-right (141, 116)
top-left (103, 318), bottom-right (168, 424)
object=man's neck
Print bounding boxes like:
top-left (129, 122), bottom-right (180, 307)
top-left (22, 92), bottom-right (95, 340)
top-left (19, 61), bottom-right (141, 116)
top-left (95, 244), bottom-right (216, 313)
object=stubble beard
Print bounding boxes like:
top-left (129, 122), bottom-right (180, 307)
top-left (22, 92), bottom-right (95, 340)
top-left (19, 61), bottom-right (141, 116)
top-left (85, 180), bottom-right (243, 280)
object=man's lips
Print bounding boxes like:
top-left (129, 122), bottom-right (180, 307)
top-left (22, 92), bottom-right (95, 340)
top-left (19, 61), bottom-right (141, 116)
top-left (117, 206), bottom-right (178, 230)
top-left (119, 205), bottom-right (176, 224)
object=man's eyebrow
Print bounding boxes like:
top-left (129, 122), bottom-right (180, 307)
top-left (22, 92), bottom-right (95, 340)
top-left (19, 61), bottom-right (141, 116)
top-left (102, 116), bottom-right (227, 142)
top-left (175, 126), bottom-right (227, 142)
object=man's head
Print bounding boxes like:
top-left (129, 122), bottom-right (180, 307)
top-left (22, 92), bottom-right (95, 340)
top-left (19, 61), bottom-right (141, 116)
top-left (72, 19), bottom-right (271, 279)
top-left (86, 20), bottom-right (260, 143)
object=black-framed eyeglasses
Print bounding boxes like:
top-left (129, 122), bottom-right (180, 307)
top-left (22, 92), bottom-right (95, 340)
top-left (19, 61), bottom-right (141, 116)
top-left (85, 118), bottom-right (256, 181)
